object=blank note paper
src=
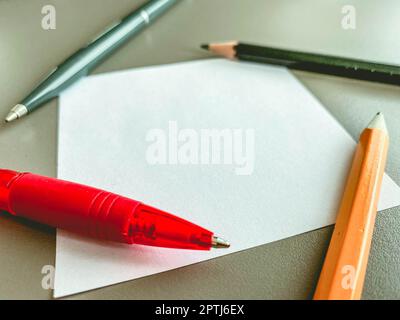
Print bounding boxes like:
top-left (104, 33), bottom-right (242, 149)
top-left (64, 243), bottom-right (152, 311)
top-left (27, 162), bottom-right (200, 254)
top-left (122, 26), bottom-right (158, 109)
top-left (55, 59), bottom-right (400, 297)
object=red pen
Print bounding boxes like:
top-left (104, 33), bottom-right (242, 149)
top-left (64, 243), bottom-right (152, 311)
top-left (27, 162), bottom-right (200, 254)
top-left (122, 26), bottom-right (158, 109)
top-left (0, 169), bottom-right (230, 250)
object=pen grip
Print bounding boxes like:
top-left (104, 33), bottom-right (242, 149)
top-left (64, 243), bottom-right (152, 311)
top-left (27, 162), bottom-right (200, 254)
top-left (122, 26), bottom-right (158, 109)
top-left (1, 170), bottom-right (139, 243)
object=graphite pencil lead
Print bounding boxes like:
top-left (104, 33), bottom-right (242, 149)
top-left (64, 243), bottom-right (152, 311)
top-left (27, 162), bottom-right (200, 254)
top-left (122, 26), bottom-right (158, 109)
top-left (367, 112), bottom-right (387, 132)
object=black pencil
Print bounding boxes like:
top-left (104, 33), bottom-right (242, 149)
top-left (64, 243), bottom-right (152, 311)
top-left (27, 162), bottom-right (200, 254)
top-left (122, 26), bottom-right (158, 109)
top-left (201, 42), bottom-right (400, 86)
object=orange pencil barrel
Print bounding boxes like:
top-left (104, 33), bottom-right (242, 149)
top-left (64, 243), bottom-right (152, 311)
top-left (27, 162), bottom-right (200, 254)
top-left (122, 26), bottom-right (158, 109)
top-left (314, 113), bottom-right (389, 300)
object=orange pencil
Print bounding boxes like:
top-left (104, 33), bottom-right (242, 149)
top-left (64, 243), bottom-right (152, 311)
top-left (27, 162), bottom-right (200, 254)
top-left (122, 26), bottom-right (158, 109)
top-left (314, 112), bottom-right (389, 300)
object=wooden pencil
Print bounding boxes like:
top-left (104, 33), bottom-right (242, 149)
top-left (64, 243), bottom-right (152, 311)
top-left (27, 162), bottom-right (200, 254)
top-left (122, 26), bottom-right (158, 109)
top-left (201, 42), bottom-right (400, 86)
top-left (313, 112), bottom-right (389, 300)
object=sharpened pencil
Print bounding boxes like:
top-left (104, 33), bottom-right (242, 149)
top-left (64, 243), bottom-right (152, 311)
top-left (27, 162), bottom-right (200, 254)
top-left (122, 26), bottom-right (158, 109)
top-left (313, 112), bottom-right (389, 300)
top-left (201, 42), bottom-right (400, 86)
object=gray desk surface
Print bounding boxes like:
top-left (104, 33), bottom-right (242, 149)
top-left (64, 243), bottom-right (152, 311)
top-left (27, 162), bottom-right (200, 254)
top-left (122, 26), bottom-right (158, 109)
top-left (0, 0), bottom-right (399, 300)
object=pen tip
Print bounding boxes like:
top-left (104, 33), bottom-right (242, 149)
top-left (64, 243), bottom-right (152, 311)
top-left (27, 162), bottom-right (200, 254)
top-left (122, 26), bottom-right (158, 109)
top-left (5, 112), bottom-right (18, 123)
top-left (5, 104), bottom-right (28, 123)
top-left (201, 44), bottom-right (209, 51)
top-left (212, 236), bottom-right (230, 249)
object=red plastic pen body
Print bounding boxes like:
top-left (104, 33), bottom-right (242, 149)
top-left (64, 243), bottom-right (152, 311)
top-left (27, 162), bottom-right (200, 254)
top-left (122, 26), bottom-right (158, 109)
top-left (0, 169), bottom-right (214, 250)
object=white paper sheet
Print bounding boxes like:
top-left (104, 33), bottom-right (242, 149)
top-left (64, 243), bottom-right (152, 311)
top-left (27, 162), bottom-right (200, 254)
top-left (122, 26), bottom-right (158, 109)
top-left (56, 59), bottom-right (400, 298)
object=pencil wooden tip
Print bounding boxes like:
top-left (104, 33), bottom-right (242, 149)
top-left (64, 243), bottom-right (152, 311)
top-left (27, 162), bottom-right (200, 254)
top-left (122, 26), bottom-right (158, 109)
top-left (201, 44), bottom-right (209, 51)
top-left (203, 41), bottom-right (238, 59)
top-left (368, 112), bottom-right (388, 133)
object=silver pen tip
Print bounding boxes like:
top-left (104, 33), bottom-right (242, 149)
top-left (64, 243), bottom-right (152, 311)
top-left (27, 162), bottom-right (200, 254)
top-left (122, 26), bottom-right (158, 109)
top-left (5, 104), bottom-right (28, 123)
top-left (5, 112), bottom-right (18, 123)
top-left (212, 236), bottom-right (230, 249)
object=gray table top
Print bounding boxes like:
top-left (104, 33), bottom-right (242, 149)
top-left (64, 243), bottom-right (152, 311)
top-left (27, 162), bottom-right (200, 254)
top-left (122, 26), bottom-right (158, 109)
top-left (0, 0), bottom-right (399, 300)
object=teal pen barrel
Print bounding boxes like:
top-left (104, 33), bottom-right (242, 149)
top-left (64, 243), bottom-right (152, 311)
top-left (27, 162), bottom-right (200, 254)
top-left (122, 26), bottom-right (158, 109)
top-left (20, 0), bottom-right (178, 114)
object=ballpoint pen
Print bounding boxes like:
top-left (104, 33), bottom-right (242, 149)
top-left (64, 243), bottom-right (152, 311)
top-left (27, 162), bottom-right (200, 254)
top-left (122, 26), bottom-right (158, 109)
top-left (0, 169), bottom-right (230, 250)
top-left (5, 0), bottom-right (179, 123)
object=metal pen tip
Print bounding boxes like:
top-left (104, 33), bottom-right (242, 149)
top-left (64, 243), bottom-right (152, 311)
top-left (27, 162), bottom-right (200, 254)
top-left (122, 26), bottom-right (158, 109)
top-left (5, 112), bottom-right (18, 123)
top-left (212, 236), bottom-right (230, 249)
top-left (4, 104), bottom-right (28, 123)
